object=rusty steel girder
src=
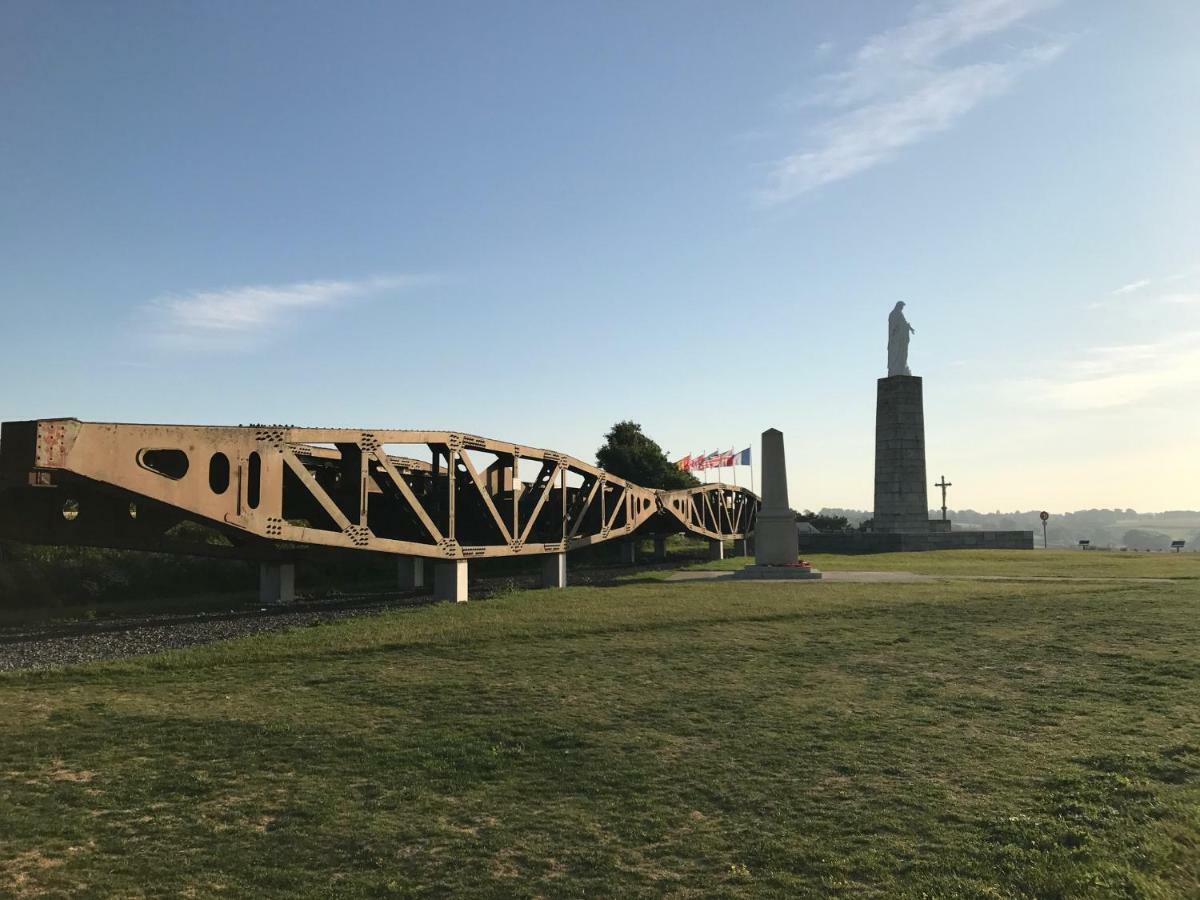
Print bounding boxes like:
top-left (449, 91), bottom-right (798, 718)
top-left (0, 420), bottom-right (758, 561)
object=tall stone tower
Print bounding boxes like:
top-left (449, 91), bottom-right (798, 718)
top-left (873, 375), bottom-right (929, 533)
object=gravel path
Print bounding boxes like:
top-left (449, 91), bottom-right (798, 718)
top-left (667, 570), bottom-right (1179, 585)
top-left (0, 594), bottom-right (436, 673)
top-left (666, 569), bottom-right (933, 583)
top-left (0, 561), bottom-right (660, 673)
top-left (0, 558), bottom-right (804, 673)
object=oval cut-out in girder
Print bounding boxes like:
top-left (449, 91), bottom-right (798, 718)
top-left (247, 452), bottom-right (262, 509)
top-left (209, 452), bottom-right (231, 494)
top-left (139, 448), bottom-right (189, 480)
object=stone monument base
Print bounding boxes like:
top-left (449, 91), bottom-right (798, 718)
top-left (732, 564), bottom-right (824, 581)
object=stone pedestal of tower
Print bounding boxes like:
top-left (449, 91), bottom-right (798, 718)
top-left (874, 376), bottom-right (930, 533)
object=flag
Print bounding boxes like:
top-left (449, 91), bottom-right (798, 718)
top-left (675, 454), bottom-right (692, 471)
top-left (704, 450), bottom-right (721, 469)
top-left (734, 447), bottom-right (751, 465)
top-left (719, 449), bottom-right (734, 467)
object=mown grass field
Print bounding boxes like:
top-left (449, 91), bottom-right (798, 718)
top-left (693, 548), bottom-right (1200, 579)
top-left (2, 553), bottom-right (1200, 897)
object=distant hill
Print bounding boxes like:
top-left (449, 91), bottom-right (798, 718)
top-left (816, 508), bottom-right (1200, 550)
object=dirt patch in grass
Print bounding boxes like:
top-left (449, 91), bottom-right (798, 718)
top-left (0, 847), bottom-right (84, 898)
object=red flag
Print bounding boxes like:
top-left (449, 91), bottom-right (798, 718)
top-left (675, 454), bottom-right (692, 471)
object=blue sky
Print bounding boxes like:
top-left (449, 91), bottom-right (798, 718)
top-left (3, 1), bottom-right (1198, 512)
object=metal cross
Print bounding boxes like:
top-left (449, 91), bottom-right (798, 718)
top-left (934, 475), bottom-right (952, 521)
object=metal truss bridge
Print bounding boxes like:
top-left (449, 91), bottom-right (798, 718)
top-left (0, 420), bottom-right (759, 602)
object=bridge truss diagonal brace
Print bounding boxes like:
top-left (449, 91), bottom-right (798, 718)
top-left (281, 448), bottom-right (353, 532)
top-left (568, 477), bottom-right (602, 541)
top-left (371, 448), bottom-right (444, 544)
top-left (520, 462), bottom-right (564, 545)
top-left (455, 450), bottom-right (512, 545)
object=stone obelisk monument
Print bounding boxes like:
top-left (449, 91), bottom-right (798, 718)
top-left (735, 428), bottom-right (821, 579)
top-left (755, 428), bottom-right (799, 565)
top-left (874, 302), bottom-right (930, 533)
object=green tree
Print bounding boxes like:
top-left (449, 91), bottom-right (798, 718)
top-left (1122, 529), bottom-right (1171, 551)
top-left (595, 421), bottom-right (699, 490)
top-left (798, 510), bottom-right (850, 532)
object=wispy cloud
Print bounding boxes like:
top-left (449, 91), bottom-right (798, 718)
top-left (1109, 266), bottom-right (1199, 296)
top-left (761, 0), bottom-right (1066, 203)
top-left (1013, 331), bottom-right (1200, 410)
top-left (1091, 269), bottom-right (1200, 309)
top-left (1112, 278), bottom-right (1152, 295)
top-left (144, 275), bottom-right (430, 351)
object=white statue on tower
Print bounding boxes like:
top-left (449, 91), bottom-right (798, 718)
top-left (887, 301), bottom-right (915, 377)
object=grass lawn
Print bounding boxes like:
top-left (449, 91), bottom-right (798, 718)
top-left (693, 549), bottom-right (1200, 580)
top-left (2, 556), bottom-right (1200, 896)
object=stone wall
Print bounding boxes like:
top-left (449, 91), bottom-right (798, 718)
top-left (796, 530), bottom-right (1035, 553)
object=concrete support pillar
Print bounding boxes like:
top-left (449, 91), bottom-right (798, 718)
top-left (541, 553), bottom-right (567, 589)
top-left (619, 541), bottom-right (638, 565)
top-left (708, 540), bottom-right (725, 561)
top-left (653, 535), bottom-right (667, 561)
top-left (435, 560), bottom-right (469, 603)
top-left (259, 562), bottom-right (295, 605)
top-left (397, 556), bottom-right (427, 591)
top-left (733, 538), bottom-right (749, 557)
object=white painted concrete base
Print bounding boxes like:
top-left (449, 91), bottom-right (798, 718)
top-left (435, 560), bottom-right (469, 603)
top-left (259, 562), bottom-right (295, 604)
top-left (397, 556), bottom-right (427, 591)
top-left (541, 553), bottom-right (567, 589)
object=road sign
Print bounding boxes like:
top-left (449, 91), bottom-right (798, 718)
top-left (1039, 511), bottom-right (1049, 548)
top-left (1039, 511), bottom-right (1049, 521)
